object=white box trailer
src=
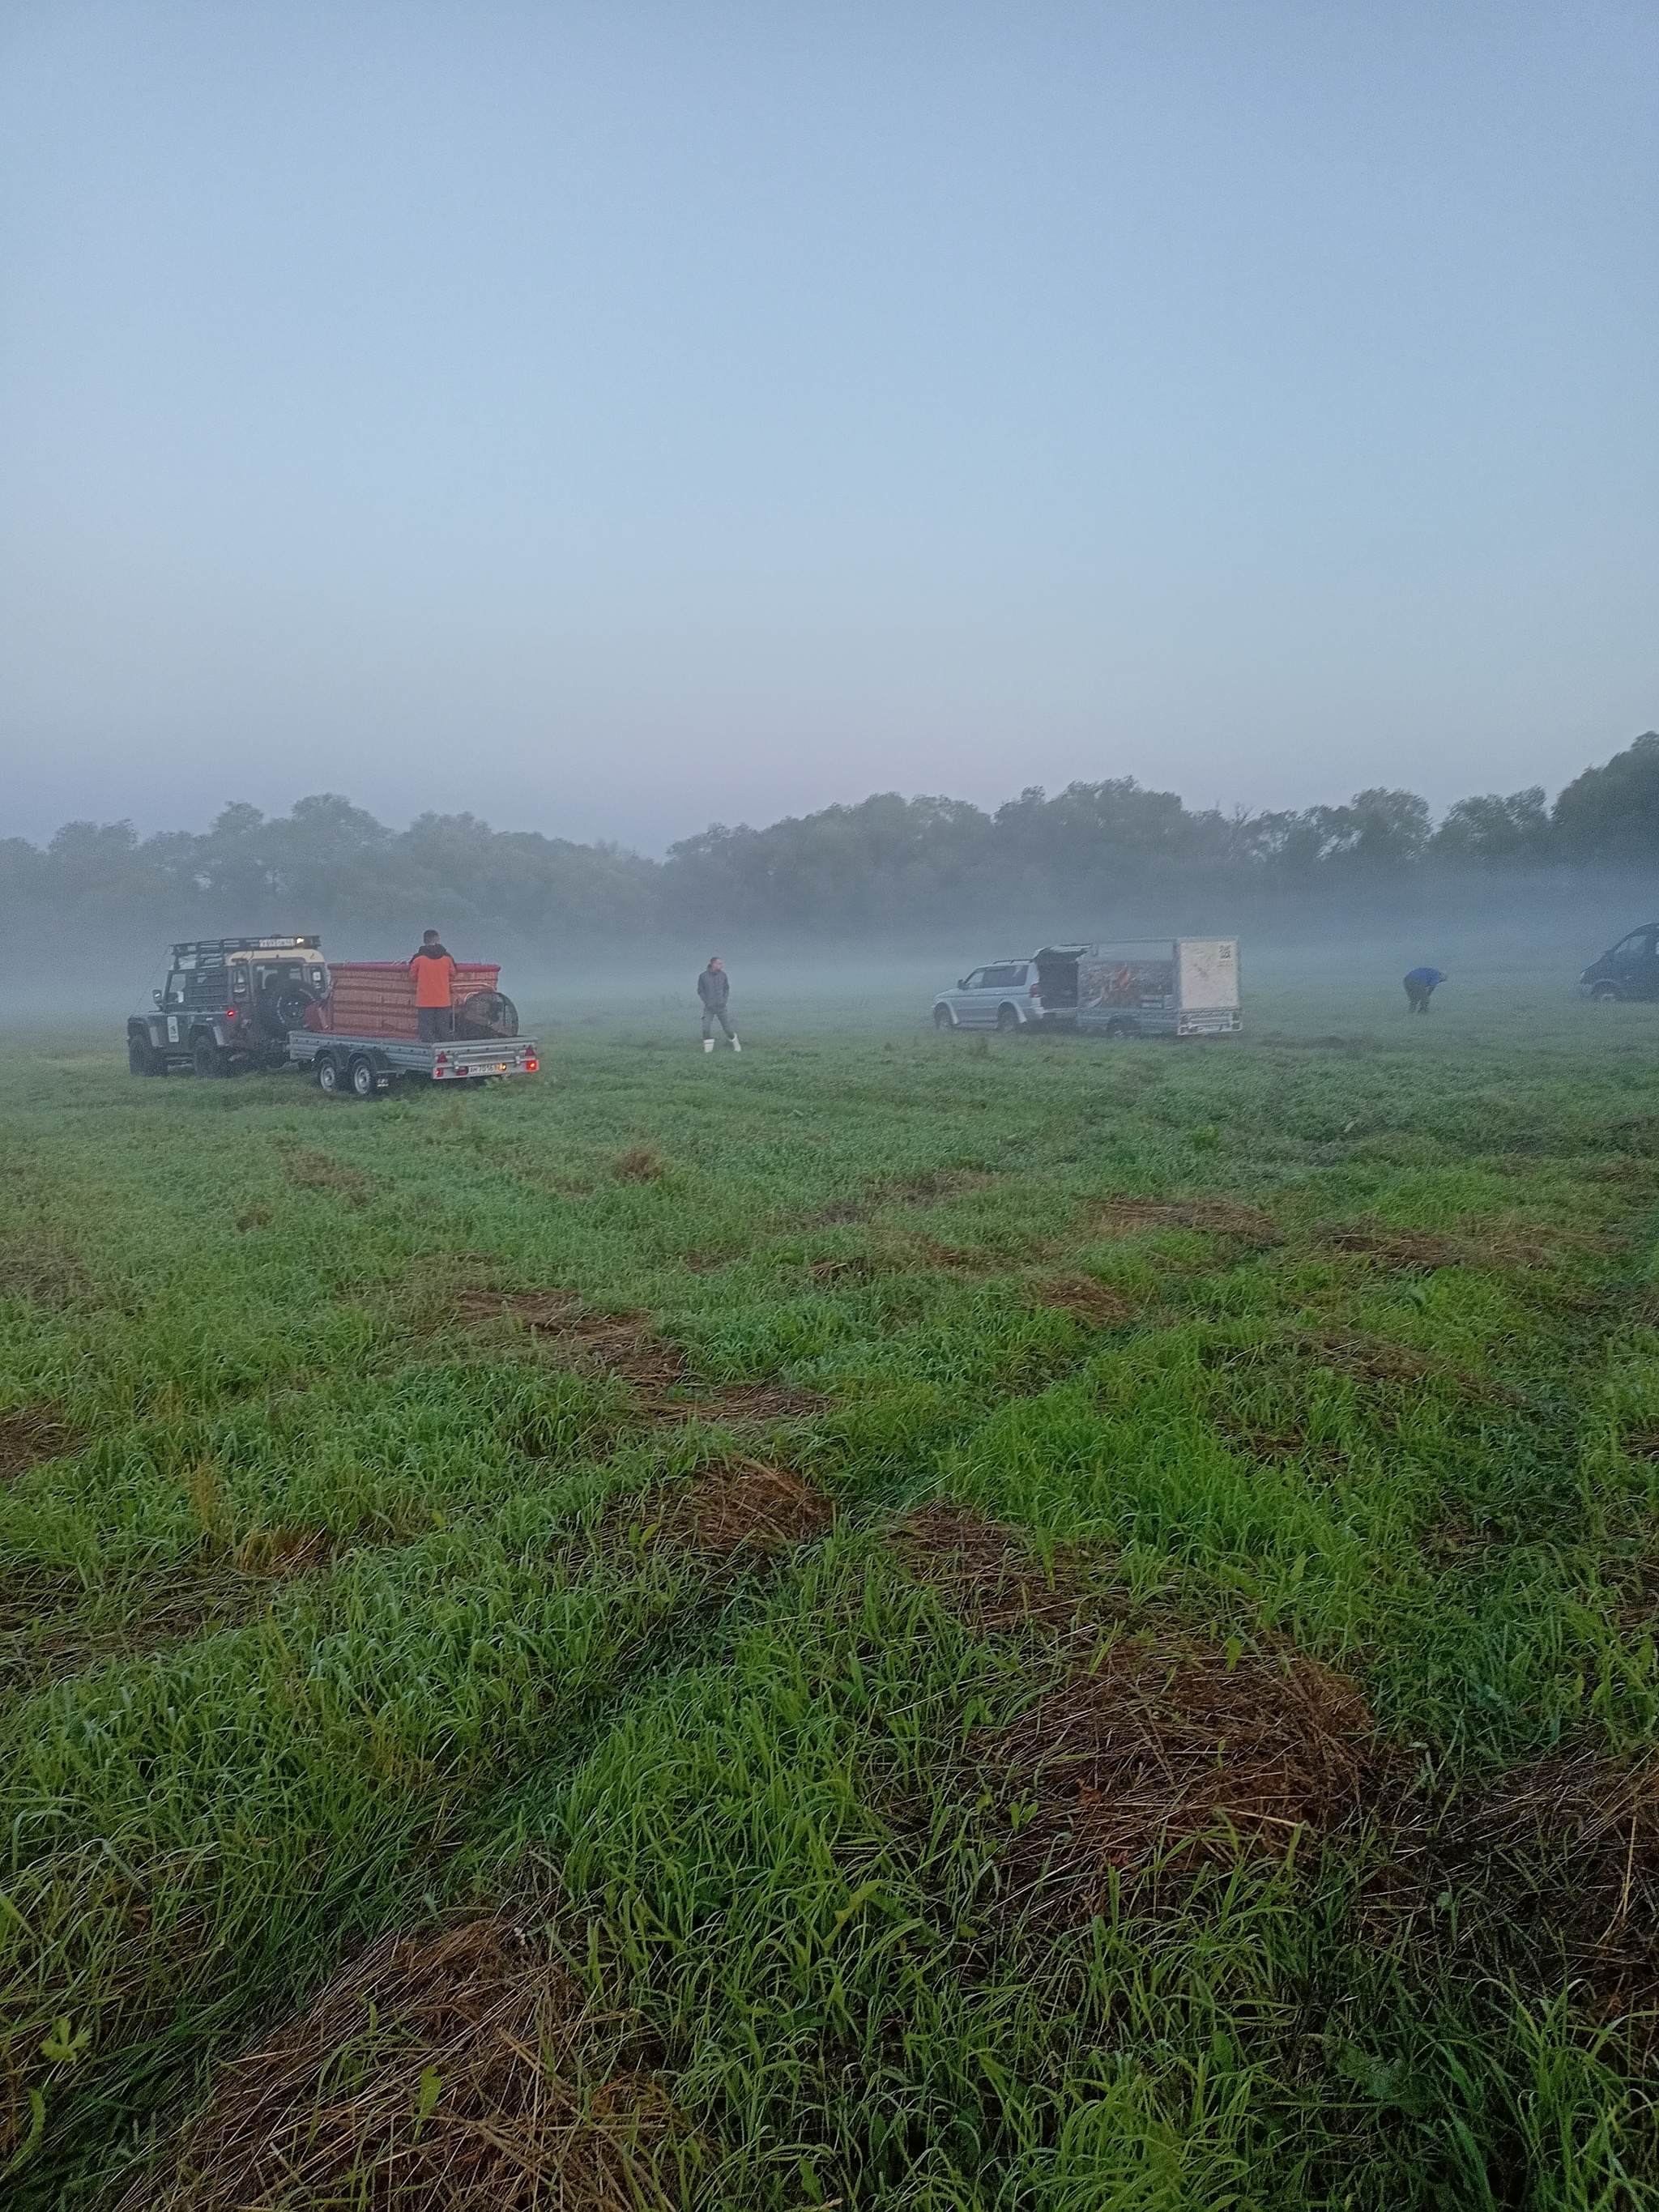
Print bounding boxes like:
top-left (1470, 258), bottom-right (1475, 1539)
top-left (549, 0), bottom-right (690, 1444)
top-left (1076, 938), bottom-right (1240, 1038)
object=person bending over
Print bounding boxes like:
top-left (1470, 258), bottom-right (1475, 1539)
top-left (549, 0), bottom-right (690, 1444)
top-left (411, 930), bottom-right (458, 1042)
top-left (697, 957), bottom-right (740, 1052)
top-left (1403, 965), bottom-right (1445, 1014)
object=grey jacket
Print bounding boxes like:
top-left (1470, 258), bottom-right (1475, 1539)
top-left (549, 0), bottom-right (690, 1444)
top-left (697, 965), bottom-right (729, 1008)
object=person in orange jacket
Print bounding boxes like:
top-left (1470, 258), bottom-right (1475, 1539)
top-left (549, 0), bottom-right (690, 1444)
top-left (409, 930), bottom-right (458, 1042)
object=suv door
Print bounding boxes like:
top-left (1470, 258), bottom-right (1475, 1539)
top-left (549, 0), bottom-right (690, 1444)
top-left (979, 962), bottom-right (1030, 1025)
top-left (950, 968), bottom-right (990, 1025)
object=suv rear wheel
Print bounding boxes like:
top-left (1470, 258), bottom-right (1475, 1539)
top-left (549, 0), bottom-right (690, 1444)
top-left (193, 1036), bottom-right (228, 1078)
top-left (996, 1004), bottom-right (1021, 1034)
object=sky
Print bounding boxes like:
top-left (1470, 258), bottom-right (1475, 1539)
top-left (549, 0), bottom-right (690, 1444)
top-left (2, 1), bottom-right (1655, 855)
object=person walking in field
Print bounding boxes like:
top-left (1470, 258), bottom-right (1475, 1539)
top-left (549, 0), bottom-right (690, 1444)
top-left (698, 957), bottom-right (740, 1052)
top-left (1403, 965), bottom-right (1445, 1013)
top-left (410, 930), bottom-right (458, 1042)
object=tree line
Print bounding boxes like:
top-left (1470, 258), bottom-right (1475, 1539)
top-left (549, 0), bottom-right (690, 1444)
top-left (5, 731), bottom-right (1658, 946)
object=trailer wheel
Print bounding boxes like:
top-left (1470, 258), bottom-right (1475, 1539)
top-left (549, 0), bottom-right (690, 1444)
top-left (348, 1054), bottom-right (379, 1100)
top-left (316, 1055), bottom-right (344, 1094)
top-left (1102, 1018), bottom-right (1131, 1040)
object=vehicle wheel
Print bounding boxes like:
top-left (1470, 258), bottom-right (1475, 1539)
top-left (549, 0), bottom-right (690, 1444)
top-left (933, 1004), bottom-right (956, 1029)
top-left (128, 1034), bottom-right (161, 1076)
top-left (349, 1054), bottom-right (379, 1100)
top-left (1589, 982), bottom-right (1621, 1002)
top-left (316, 1055), bottom-right (343, 1094)
top-left (193, 1036), bottom-right (228, 1078)
top-left (456, 989), bottom-right (518, 1038)
top-left (1103, 1018), bottom-right (1130, 1040)
top-left (263, 982), bottom-right (318, 1033)
top-left (996, 1004), bottom-right (1021, 1034)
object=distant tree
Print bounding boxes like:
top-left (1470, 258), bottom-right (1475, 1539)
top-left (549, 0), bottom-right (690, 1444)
top-left (1551, 733), bottom-right (1659, 860)
top-left (1431, 787), bottom-right (1550, 864)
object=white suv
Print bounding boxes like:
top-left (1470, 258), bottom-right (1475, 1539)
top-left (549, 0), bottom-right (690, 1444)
top-left (932, 960), bottom-right (1043, 1032)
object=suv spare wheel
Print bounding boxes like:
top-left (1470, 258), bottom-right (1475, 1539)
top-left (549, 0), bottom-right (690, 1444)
top-left (259, 981), bottom-right (319, 1034)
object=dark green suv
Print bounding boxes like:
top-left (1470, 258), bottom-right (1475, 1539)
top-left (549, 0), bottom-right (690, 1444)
top-left (127, 936), bottom-right (331, 1077)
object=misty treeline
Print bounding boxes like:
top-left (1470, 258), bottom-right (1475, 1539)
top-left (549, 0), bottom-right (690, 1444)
top-left (6, 731), bottom-right (1658, 947)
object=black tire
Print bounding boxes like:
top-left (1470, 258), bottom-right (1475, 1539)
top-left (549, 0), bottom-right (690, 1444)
top-left (262, 982), bottom-right (319, 1035)
top-left (349, 1054), bottom-right (379, 1100)
top-left (996, 1004), bottom-right (1021, 1034)
top-left (933, 1004), bottom-right (956, 1029)
top-left (316, 1055), bottom-right (344, 1095)
top-left (455, 990), bottom-right (518, 1039)
top-left (193, 1035), bottom-right (228, 1079)
top-left (1589, 982), bottom-right (1621, 1003)
top-left (128, 1033), bottom-right (161, 1076)
top-left (1103, 1018), bottom-right (1131, 1040)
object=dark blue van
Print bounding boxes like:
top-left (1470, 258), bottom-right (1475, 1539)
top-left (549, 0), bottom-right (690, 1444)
top-left (1579, 925), bottom-right (1659, 1000)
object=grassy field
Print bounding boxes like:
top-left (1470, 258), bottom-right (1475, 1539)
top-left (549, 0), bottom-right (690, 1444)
top-left (3, 964), bottom-right (1659, 2209)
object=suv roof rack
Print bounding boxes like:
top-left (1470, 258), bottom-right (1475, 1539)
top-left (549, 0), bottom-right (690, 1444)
top-left (168, 936), bottom-right (322, 957)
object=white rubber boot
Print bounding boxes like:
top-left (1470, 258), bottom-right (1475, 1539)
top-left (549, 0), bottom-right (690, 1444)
top-left (703, 1038), bottom-right (714, 1053)
top-left (731, 1035), bottom-right (741, 1052)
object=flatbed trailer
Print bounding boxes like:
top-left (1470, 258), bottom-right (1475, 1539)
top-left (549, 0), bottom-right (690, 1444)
top-left (287, 1029), bottom-right (540, 1098)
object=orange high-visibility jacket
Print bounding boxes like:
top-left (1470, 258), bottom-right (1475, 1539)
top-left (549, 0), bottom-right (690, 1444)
top-left (409, 949), bottom-right (458, 1008)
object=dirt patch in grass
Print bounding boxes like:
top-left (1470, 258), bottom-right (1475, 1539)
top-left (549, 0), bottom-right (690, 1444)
top-left (234, 1205), bottom-right (271, 1233)
top-left (1378, 1747), bottom-right (1659, 2039)
top-left (991, 1634), bottom-right (1377, 1924)
top-left (801, 1200), bottom-right (871, 1227)
top-left (0, 1533), bottom-right (334, 1693)
top-left (454, 1294), bottom-right (688, 1392)
top-left (618, 1459), bottom-right (836, 1559)
top-left (0, 1241), bottom-right (95, 1306)
top-left (890, 1503), bottom-right (1090, 1634)
top-left (1033, 1274), bottom-right (1137, 1327)
top-left (879, 1168), bottom-right (996, 1204)
top-left (0, 1403), bottom-right (82, 1480)
top-left (808, 1255), bottom-right (877, 1283)
top-left (122, 1911), bottom-right (689, 2212)
top-left (1210, 1412), bottom-right (1348, 1476)
top-left (287, 1150), bottom-right (373, 1206)
top-left (612, 1144), bottom-right (667, 1183)
top-left (669, 1381), bottom-right (831, 1428)
top-left (1315, 1225), bottom-right (1475, 1271)
top-left (1087, 1195), bottom-right (1283, 1244)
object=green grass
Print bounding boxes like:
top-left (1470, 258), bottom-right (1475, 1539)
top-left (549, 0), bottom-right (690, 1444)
top-left (3, 970), bottom-right (1659, 2206)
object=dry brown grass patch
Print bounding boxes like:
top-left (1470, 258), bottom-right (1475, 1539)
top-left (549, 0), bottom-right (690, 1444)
top-left (800, 1200), bottom-right (870, 1227)
top-left (992, 1635), bottom-right (1376, 1924)
top-left (119, 1912), bottom-right (689, 2212)
top-left (889, 1503), bottom-right (1090, 1634)
top-left (454, 1295), bottom-right (689, 1392)
top-left (1315, 1225), bottom-right (1474, 1271)
top-left (621, 1459), bottom-right (835, 1558)
top-left (671, 1381), bottom-right (831, 1428)
top-left (0, 1404), bottom-right (81, 1481)
top-left (879, 1168), bottom-right (996, 1204)
top-left (288, 1151), bottom-right (373, 1205)
top-left (0, 1241), bottom-right (95, 1305)
top-left (1033, 1274), bottom-right (1136, 1327)
top-left (612, 1144), bottom-right (667, 1183)
top-left (1087, 1196), bottom-right (1282, 1244)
